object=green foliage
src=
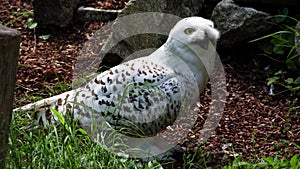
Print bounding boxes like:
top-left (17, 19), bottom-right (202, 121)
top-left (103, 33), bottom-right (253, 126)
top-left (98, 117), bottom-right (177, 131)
top-left (0, 10), bottom-right (50, 40)
top-left (45, 81), bottom-right (72, 96)
top-left (6, 110), bottom-right (164, 169)
top-left (50, 107), bottom-right (72, 133)
top-left (266, 70), bottom-right (300, 95)
top-left (7, 105), bottom-right (300, 168)
top-left (250, 13), bottom-right (300, 96)
top-left (39, 34), bottom-right (51, 40)
top-left (26, 18), bottom-right (37, 29)
top-left (222, 155), bottom-right (300, 169)
top-left (26, 17), bottom-right (50, 40)
top-left (1, 10), bottom-right (33, 26)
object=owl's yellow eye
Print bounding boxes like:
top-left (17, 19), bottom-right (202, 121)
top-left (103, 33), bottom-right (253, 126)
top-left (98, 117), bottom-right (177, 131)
top-left (184, 28), bottom-right (195, 35)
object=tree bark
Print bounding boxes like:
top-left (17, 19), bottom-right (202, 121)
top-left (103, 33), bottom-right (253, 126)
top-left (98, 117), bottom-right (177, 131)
top-left (0, 25), bottom-right (21, 168)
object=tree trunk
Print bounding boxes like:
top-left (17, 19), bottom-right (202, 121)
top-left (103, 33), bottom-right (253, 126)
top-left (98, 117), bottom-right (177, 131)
top-left (0, 25), bottom-right (21, 168)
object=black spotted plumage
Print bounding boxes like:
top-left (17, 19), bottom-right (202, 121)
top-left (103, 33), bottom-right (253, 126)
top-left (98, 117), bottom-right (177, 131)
top-left (37, 17), bottom-right (220, 139)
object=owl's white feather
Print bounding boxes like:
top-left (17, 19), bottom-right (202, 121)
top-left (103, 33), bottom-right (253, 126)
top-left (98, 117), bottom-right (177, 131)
top-left (36, 17), bottom-right (220, 137)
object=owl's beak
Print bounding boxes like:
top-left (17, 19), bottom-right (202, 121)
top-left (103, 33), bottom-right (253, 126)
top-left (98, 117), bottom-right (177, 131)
top-left (191, 34), bottom-right (209, 50)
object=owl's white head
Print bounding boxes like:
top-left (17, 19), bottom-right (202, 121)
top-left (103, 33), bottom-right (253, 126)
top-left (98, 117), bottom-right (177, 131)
top-left (167, 17), bottom-right (220, 49)
top-left (162, 17), bottom-right (220, 89)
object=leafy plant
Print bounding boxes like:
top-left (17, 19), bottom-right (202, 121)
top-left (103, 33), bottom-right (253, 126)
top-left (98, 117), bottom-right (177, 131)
top-left (26, 18), bottom-right (50, 53)
top-left (26, 18), bottom-right (37, 29)
top-left (39, 34), bottom-right (50, 40)
top-left (266, 70), bottom-right (300, 95)
top-left (262, 155), bottom-right (300, 169)
top-left (250, 14), bottom-right (300, 96)
top-left (222, 155), bottom-right (300, 169)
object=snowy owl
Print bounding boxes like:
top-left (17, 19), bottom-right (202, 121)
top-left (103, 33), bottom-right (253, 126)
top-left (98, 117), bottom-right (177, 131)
top-left (38, 17), bottom-right (220, 137)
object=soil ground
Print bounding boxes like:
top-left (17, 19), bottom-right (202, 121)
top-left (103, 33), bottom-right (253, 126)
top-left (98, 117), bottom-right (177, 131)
top-left (1, 0), bottom-right (299, 168)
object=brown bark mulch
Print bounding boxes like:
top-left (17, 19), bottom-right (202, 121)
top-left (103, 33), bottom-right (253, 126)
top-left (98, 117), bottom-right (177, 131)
top-left (1, 0), bottom-right (299, 168)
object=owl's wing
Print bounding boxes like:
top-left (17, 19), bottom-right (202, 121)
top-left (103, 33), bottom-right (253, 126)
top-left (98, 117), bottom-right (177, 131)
top-left (47, 57), bottom-right (183, 137)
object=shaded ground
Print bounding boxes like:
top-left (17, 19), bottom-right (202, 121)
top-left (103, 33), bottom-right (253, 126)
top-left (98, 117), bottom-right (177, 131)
top-left (1, 0), bottom-right (299, 168)
top-left (82, 0), bottom-right (128, 9)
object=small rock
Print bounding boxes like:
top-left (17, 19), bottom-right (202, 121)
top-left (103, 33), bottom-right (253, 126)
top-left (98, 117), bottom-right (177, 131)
top-left (211, 0), bottom-right (273, 49)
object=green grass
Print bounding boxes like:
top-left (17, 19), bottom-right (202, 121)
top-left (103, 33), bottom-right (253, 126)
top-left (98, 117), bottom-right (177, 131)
top-left (14, 80), bottom-right (72, 107)
top-left (0, 10), bottom-right (33, 26)
top-left (222, 155), bottom-right (300, 169)
top-left (6, 110), bottom-right (164, 169)
top-left (6, 108), bottom-right (300, 169)
top-left (6, 105), bottom-right (300, 168)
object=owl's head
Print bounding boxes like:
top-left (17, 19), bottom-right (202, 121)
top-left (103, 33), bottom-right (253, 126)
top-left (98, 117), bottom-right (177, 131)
top-left (163, 17), bottom-right (220, 79)
top-left (168, 17), bottom-right (220, 49)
